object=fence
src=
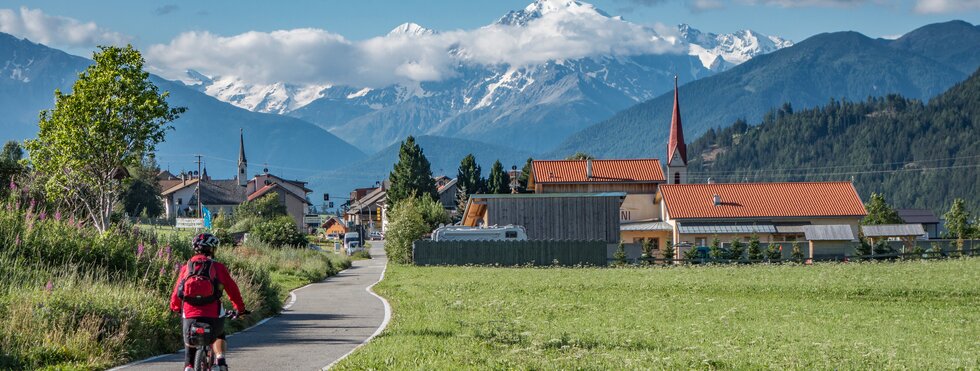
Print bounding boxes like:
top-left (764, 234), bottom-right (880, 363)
top-left (626, 247), bottom-right (978, 266)
top-left (413, 240), bottom-right (608, 266)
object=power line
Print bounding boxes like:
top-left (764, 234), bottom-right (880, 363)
top-left (690, 154), bottom-right (980, 176)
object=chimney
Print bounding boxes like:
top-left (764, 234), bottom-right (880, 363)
top-left (713, 194), bottom-right (721, 206)
top-left (586, 159), bottom-right (593, 179)
top-left (707, 177), bottom-right (714, 184)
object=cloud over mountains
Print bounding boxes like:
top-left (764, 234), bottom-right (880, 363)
top-left (0, 6), bottom-right (130, 48)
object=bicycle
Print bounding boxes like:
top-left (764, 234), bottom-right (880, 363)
top-left (187, 309), bottom-right (247, 371)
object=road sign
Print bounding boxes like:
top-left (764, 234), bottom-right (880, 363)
top-left (304, 215), bottom-right (322, 224)
top-left (176, 218), bottom-right (204, 229)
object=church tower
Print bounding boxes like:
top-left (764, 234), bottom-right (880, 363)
top-left (666, 76), bottom-right (687, 184)
top-left (237, 128), bottom-right (248, 187)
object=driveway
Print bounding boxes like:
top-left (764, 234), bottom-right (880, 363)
top-left (115, 242), bottom-right (389, 370)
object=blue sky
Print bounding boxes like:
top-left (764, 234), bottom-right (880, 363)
top-left (2, 0), bottom-right (977, 45)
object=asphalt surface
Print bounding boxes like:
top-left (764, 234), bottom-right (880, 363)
top-left (120, 243), bottom-right (388, 371)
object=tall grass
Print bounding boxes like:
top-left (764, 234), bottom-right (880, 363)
top-left (0, 193), bottom-right (350, 370)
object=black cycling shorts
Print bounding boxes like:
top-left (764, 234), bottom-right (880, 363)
top-left (182, 317), bottom-right (225, 345)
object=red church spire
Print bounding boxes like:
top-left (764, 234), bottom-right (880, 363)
top-left (667, 75), bottom-right (687, 165)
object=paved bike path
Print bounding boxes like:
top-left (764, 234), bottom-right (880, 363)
top-left (121, 245), bottom-right (389, 370)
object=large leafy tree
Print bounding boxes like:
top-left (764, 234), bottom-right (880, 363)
top-left (486, 160), bottom-right (508, 194)
top-left (455, 153), bottom-right (484, 212)
top-left (517, 157), bottom-right (533, 193)
top-left (387, 136), bottom-right (437, 207)
top-left (0, 141), bottom-right (24, 194)
top-left (25, 45), bottom-right (185, 232)
top-left (120, 157), bottom-right (165, 218)
top-left (861, 193), bottom-right (903, 225)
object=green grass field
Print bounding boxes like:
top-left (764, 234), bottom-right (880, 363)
top-left (336, 259), bottom-right (979, 370)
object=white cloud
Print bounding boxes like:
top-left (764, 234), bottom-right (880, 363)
top-left (0, 7), bottom-right (130, 48)
top-left (146, 6), bottom-right (682, 87)
top-left (739, 0), bottom-right (872, 7)
top-left (914, 0), bottom-right (980, 13)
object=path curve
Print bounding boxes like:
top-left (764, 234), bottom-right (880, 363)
top-left (113, 244), bottom-right (388, 371)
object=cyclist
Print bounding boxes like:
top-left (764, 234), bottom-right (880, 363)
top-left (170, 233), bottom-right (248, 371)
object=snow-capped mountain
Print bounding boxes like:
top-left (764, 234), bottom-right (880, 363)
top-left (680, 24), bottom-right (793, 72)
top-left (187, 0), bottom-right (792, 152)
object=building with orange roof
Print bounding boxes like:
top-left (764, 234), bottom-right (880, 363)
top-left (660, 181), bottom-right (867, 258)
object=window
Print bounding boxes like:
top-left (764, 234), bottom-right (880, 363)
top-left (178, 198), bottom-right (183, 205)
top-left (696, 237), bottom-right (707, 246)
top-left (505, 231), bottom-right (518, 238)
top-left (652, 238), bottom-right (660, 250)
top-left (674, 172), bottom-right (681, 184)
top-left (240, 168), bottom-right (245, 174)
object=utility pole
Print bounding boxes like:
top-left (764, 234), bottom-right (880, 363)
top-left (195, 154), bottom-right (203, 220)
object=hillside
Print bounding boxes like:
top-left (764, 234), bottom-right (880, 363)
top-left (686, 68), bottom-right (980, 213)
top-left (550, 21), bottom-right (980, 159)
top-left (0, 33), bottom-right (365, 183)
top-left (307, 136), bottom-right (532, 202)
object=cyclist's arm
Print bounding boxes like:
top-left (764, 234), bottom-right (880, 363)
top-left (216, 263), bottom-right (246, 312)
top-left (169, 264), bottom-right (188, 312)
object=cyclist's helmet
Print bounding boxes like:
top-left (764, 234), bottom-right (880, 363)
top-left (192, 233), bottom-right (220, 255)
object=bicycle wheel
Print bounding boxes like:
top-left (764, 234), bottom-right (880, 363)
top-left (194, 345), bottom-right (212, 371)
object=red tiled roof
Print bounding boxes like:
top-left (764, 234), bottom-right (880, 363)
top-left (660, 182), bottom-right (867, 219)
top-left (532, 159), bottom-right (665, 183)
top-left (247, 183), bottom-right (309, 204)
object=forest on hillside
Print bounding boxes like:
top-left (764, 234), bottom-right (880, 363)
top-left (688, 68), bottom-right (980, 213)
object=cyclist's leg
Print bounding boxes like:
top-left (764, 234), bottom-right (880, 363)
top-left (212, 317), bottom-right (228, 366)
top-left (181, 318), bottom-right (197, 368)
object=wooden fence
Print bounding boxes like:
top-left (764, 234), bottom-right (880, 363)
top-left (413, 240), bottom-right (608, 266)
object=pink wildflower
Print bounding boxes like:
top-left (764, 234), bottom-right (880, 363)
top-left (8, 180), bottom-right (16, 190)
top-left (28, 199), bottom-right (35, 210)
top-left (159, 266), bottom-right (166, 275)
top-left (39, 211), bottom-right (46, 220)
top-left (136, 243), bottom-right (145, 258)
top-left (174, 262), bottom-right (181, 273)
top-left (54, 210), bottom-right (62, 221)
top-left (45, 280), bottom-right (53, 293)
top-left (14, 234), bottom-right (21, 246)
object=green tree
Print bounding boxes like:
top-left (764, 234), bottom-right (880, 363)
top-left (25, 45), bottom-right (184, 232)
top-left (791, 241), bottom-right (805, 262)
top-left (747, 234), bottom-right (762, 261)
top-left (385, 197), bottom-right (437, 264)
top-left (662, 238), bottom-right (675, 264)
top-left (0, 141), bottom-right (23, 195)
top-left (943, 198), bottom-right (972, 239)
top-left (251, 215), bottom-right (306, 247)
top-left (861, 193), bottom-right (903, 225)
top-left (708, 236), bottom-right (723, 261)
top-left (455, 154), bottom-right (484, 212)
top-left (486, 160), bottom-right (508, 194)
top-left (728, 239), bottom-right (745, 261)
top-left (517, 157), bottom-right (533, 193)
top-left (641, 239), bottom-right (655, 265)
top-left (237, 193), bottom-right (287, 221)
top-left (387, 136), bottom-right (438, 207)
top-left (614, 241), bottom-right (627, 266)
top-left (566, 152), bottom-right (595, 160)
top-left (120, 157), bottom-right (164, 218)
top-left (766, 243), bottom-right (782, 261)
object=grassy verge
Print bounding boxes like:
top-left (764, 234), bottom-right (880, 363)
top-left (0, 196), bottom-right (350, 370)
top-left (336, 259), bottom-right (980, 370)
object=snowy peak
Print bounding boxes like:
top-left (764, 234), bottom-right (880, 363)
top-left (387, 22), bottom-right (434, 37)
top-left (679, 24), bottom-right (793, 71)
top-left (496, 0), bottom-right (611, 26)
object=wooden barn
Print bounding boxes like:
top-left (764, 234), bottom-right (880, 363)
top-left (461, 192), bottom-right (625, 243)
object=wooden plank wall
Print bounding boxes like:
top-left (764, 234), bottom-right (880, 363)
top-left (413, 240), bottom-right (608, 266)
top-left (487, 196), bottom-right (621, 242)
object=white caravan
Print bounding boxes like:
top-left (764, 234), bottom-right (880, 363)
top-left (431, 225), bottom-right (528, 242)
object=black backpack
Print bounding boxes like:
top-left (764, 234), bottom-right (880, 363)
top-left (177, 259), bottom-right (223, 306)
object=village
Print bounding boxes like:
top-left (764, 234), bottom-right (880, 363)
top-left (153, 79), bottom-right (961, 266)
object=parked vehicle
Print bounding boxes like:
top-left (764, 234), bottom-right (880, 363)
top-left (431, 225), bottom-right (528, 242)
top-left (343, 232), bottom-right (360, 249)
top-left (326, 233), bottom-right (340, 240)
top-left (346, 241), bottom-right (363, 255)
top-left (368, 231), bottom-right (384, 240)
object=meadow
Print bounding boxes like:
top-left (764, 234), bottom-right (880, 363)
top-left (336, 259), bottom-right (980, 370)
top-left (0, 195), bottom-right (350, 370)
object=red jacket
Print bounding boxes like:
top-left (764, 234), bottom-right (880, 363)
top-left (169, 254), bottom-right (246, 318)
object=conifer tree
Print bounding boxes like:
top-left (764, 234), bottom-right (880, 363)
top-left (387, 136), bottom-right (437, 207)
top-left (862, 193), bottom-right (902, 225)
top-left (456, 154), bottom-right (484, 211)
top-left (486, 160), bottom-right (508, 194)
top-left (517, 157), bottom-right (533, 193)
top-left (747, 234), bottom-right (762, 261)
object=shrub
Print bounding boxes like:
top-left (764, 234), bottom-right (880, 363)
top-left (766, 244), bottom-right (782, 261)
top-left (614, 241), bottom-right (627, 266)
top-left (641, 239), bottom-right (654, 265)
top-left (729, 239), bottom-right (745, 261)
top-left (747, 234), bottom-right (762, 261)
top-left (682, 244), bottom-right (700, 263)
top-left (662, 239), bottom-right (675, 264)
top-left (791, 241), bottom-right (805, 262)
top-left (351, 250), bottom-right (372, 260)
top-left (855, 238), bottom-right (872, 257)
top-left (385, 197), bottom-right (433, 264)
top-left (251, 216), bottom-right (306, 247)
top-left (708, 237), bottom-right (723, 261)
